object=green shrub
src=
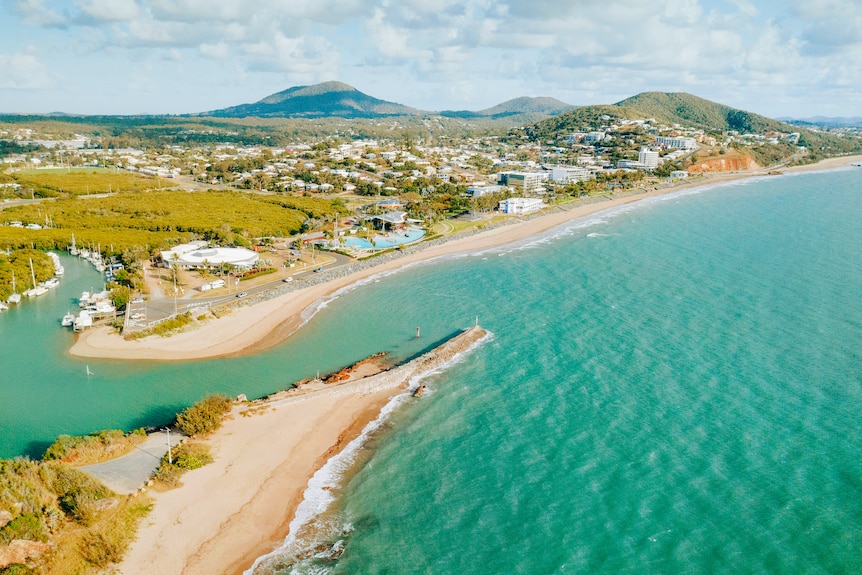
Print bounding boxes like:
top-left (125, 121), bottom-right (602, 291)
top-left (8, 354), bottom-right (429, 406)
top-left (0, 514), bottom-right (47, 544)
top-left (50, 465), bottom-right (112, 525)
top-left (175, 395), bottom-right (232, 436)
top-left (79, 528), bottom-right (126, 567)
top-left (173, 443), bottom-right (213, 471)
top-left (0, 564), bottom-right (35, 575)
top-left (153, 443), bottom-right (213, 487)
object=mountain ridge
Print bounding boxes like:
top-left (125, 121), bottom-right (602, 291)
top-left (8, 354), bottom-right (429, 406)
top-left (204, 82), bottom-right (574, 120)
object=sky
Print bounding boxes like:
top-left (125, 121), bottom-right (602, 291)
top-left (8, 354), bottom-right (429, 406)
top-left (1, 0), bottom-right (861, 118)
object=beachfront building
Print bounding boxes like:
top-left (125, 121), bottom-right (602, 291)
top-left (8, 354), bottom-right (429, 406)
top-left (159, 241), bottom-right (259, 270)
top-left (638, 148), bottom-right (660, 169)
top-left (546, 166), bottom-right (592, 184)
top-left (498, 197), bottom-right (545, 215)
top-left (368, 211), bottom-right (409, 231)
top-left (498, 171), bottom-right (548, 195)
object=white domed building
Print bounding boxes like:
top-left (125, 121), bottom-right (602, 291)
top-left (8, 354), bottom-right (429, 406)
top-left (159, 241), bottom-right (259, 270)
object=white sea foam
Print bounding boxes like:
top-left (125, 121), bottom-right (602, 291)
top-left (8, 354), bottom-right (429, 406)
top-left (246, 328), bottom-right (493, 574)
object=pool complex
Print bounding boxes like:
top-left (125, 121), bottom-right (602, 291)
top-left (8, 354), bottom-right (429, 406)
top-left (341, 227), bottom-right (426, 249)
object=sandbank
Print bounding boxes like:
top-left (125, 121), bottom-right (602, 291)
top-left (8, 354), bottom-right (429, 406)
top-left (71, 154), bottom-right (862, 362)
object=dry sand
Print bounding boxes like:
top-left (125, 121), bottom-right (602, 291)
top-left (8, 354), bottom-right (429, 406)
top-left (71, 153), bottom-right (862, 363)
top-left (119, 386), bottom-right (397, 575)
top-left (118, 327), bottom-right (487, 575)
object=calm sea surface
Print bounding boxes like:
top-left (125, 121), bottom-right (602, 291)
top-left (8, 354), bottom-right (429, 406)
top-left (3, 169), bottom-right (861, 574)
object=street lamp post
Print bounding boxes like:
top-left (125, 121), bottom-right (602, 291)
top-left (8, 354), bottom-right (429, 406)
top-left (164, 428), bottom-right (172, 464)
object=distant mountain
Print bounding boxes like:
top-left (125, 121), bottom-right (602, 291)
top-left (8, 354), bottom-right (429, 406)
top-left (440, 96), bottom-right (573, 119)
top-left (205, 81), bottom-right (422, 119)
top-left (779, 116), bottom-right (862, 127)
top-left (204, 82), bottom-right (573, 121)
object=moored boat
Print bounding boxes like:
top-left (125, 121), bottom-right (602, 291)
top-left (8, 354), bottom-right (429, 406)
top-left (61, 312), bottom-right (75, 327)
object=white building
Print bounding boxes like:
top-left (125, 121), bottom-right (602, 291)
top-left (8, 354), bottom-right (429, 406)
top-left (498, 197), bottom-right (545, 215)
top-left (638, 148), bottom-right (660, 169)
top-left (467, 184), bottom-right (504, 197)
top-left (160, 241), bottom-right (259, 269)
top-left (547, 166), bottom-right (591, 184)
top-left (655, 136), bottom-right (697, 150)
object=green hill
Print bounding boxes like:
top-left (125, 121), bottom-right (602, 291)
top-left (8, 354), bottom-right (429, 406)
top-left (206, 81), bottom-right (422, 119)
top-left (528, 92), bottom-right (862, 159)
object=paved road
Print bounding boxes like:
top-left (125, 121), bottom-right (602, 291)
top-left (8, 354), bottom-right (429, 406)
top-left (130, 251), bottom-right (353, 326)
top-left (80, 431), bottom-right (182, 494)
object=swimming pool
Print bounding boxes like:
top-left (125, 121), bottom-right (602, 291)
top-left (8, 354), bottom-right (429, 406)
top-left (341, 227), bottom-right (426, 249)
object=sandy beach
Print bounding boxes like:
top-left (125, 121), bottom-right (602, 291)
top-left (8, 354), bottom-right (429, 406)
top-left (69, 154), bottom-right (862, 363)
top-left (108, 155), bottom-right (862, 575)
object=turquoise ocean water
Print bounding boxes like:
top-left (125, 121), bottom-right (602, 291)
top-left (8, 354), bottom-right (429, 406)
top-left (2, 169), bottom-right (861, 573)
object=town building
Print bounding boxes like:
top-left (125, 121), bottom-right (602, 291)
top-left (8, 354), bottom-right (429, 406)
top-left (546, 166), bottom-right (591, 184)
top-left (498, 171), bottom-right (548, 194)
top-left (656, 136), bottom-right (697, 150)
top-left (638, 148), bottom-right (660, 169)
top-left (498, 197), bottom-right (545, 215)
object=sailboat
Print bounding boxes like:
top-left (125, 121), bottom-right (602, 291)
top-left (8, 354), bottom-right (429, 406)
top-left (7, 270), bottom-right (21, 304)
top-left (24, 258), bottom-right (48, 297)
top-left (69, 233), bottom-right (79, 256)
top-left (86, 365), bottom-right (94, 377)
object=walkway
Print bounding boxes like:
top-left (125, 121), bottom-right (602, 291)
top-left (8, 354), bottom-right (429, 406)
top-left (80, 430), bottom-right (182, 494)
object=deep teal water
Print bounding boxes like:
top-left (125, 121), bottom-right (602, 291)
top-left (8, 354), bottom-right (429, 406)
top-left (2, 169), bottom-right (861, 574)
top-left (250, 169), bottom-right (862, 574)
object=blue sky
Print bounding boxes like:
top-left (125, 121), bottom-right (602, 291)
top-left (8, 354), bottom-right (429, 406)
top-left (1, 0), bottom-right (860, 117)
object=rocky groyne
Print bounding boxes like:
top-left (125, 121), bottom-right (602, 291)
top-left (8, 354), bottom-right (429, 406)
top-left (262, 325), bottom-right (488, 407)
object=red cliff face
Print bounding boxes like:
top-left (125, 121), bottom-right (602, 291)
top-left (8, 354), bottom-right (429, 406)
top-left (688, 154), bottom-right (759, 173)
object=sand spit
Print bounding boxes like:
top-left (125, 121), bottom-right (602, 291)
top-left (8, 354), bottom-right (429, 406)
top-left (119, 326), bottom-right (488, 575)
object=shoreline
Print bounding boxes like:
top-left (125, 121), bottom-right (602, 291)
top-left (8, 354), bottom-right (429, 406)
top-left (118, 326), bottom-right (488, 575)
top-left (69, 154), bottom-right (862, 362)
top-left (69, 153), bottom-right (862, 363)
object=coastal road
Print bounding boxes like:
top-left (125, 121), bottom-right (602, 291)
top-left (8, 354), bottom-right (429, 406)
top-left (80, 430), bottom-right (182, 494)
top-left (132, 251), bottom-right (353, 326)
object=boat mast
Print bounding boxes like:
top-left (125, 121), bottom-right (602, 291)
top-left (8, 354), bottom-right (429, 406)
top-left (29, 258), bottom-right (37, 289)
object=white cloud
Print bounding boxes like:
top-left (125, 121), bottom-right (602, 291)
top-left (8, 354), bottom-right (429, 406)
top-left (244, 33), bottom-right (339, 80)
top-left (78, 0), bottom-right (140, 22)
top-left (200, 42), bottom-right (230, 60)
top-left (0, 52), bottom-right (51, 89)
top-left (14, 0), bottom-right (66, 27)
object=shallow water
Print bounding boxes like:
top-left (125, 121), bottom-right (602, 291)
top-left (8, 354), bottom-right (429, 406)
top-left (3, 170), bottom-right (861, 574)
top-left (249, 169), bottom-right (862, 574)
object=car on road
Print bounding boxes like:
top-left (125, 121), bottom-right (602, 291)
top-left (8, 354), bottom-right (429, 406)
top-left (282, 277), bottom-right (293, 282)
top-left (313, 267), bottom-right (323, 273)
top-left (236, 291), bottom-right (248, 298)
